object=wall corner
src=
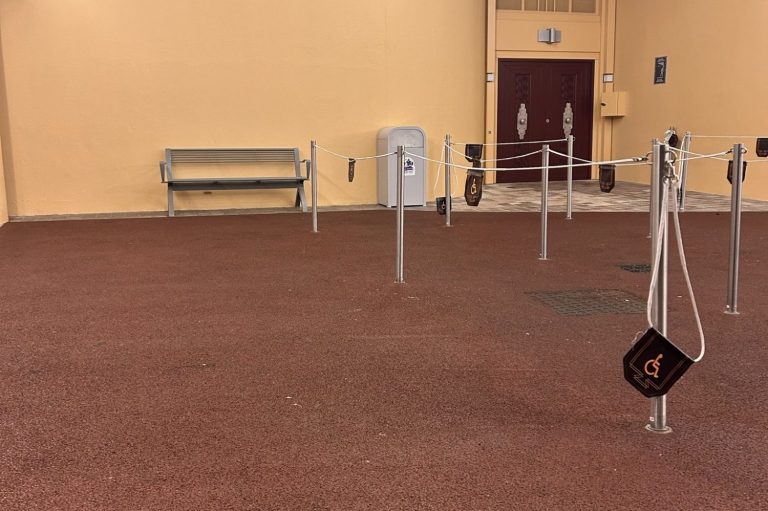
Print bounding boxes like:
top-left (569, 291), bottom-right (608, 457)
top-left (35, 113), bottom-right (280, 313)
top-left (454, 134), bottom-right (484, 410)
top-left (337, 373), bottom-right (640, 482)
top-left (0, 137), bottom-right (8, 225)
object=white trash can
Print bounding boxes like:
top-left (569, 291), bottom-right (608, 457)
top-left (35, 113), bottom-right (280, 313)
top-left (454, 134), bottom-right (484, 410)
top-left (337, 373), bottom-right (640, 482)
top-left (377, 126), bottom-right (427, 207)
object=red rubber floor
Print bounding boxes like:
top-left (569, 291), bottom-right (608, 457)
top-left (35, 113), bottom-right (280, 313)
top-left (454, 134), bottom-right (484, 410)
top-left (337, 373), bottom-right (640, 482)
top-left (0, 211), bottom-right (766, 510)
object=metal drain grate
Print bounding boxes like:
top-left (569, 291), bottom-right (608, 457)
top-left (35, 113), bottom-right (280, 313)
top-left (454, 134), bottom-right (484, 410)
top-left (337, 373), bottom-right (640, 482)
top-left (526, 289), bottom-right (646, 316)
top-left (619, 264), bottom-right (651, 273)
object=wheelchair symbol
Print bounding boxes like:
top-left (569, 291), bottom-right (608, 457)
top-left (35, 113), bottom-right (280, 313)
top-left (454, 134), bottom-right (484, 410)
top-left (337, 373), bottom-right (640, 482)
top-left (644, 354), bottom-right (663, 379)
top-left (470, 181), bottom-right (478, 195)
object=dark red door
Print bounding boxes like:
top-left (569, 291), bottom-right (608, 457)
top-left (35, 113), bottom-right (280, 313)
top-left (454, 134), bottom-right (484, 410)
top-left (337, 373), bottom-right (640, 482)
top-left (496, 59), bottom-right (594, 182)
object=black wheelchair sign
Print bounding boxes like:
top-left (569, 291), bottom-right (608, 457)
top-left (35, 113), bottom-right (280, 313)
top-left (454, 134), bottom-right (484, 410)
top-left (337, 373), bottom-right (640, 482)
top-left (464, 168), bottom-right (484, 206)
top-left (623, 327), bottom-right (693, 398)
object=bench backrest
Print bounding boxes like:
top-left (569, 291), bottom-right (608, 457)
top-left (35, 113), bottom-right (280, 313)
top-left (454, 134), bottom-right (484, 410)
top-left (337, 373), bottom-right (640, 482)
top-left (164, 148), bottom-right (302, 179)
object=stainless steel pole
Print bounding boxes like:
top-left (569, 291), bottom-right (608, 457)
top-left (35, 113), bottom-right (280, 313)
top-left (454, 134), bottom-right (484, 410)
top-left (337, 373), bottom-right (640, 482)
top-left (539, 145), bottom-right (549, 260)
top-left (647, 141), bottom-right (670, 434)
top-left (648, 138), bottom-right (661, 246)
top-left (566, 135), bottom-right (574, 220)
top-left (678, 132), bottom-right (691, 211)
top-left (396, 145), bottom-right (405, 283)
top-left (311, 140), bottom-right (318, 233)
top-left (445, 134), bottom-right (452, 227)
top-left (726, 143), bottom-right (744, 314)
top-left (649, 139), bottom-right (661, 239)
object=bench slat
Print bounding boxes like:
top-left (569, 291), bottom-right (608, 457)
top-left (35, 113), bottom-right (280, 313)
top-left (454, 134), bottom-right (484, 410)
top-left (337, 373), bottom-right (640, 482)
top-left (168, 148), bottom-right (299, 164)
top-left (169, 178), bottom-right (307, 192)
top-left (169, 177), bottom-right (307, 184)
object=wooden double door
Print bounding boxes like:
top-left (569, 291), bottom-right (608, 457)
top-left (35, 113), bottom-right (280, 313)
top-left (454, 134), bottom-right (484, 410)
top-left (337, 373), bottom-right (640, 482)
top-left (496, 59), bottom-right (594, 182)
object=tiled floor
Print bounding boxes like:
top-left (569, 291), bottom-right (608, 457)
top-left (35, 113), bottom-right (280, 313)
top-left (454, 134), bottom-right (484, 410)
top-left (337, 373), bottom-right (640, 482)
top-left (443, 180), bottom-right (768, 213)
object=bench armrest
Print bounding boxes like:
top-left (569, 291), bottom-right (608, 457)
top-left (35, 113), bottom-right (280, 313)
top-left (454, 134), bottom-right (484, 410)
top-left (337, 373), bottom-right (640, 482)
top-left (301, 159), bottom-right (311, 180)
top-left (159, 161), bottom-right (167, 183)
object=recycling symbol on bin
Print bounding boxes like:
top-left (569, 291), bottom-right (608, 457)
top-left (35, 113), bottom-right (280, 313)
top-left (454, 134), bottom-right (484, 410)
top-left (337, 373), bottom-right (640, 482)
top-left (403, 157), bottom-right (416, 176)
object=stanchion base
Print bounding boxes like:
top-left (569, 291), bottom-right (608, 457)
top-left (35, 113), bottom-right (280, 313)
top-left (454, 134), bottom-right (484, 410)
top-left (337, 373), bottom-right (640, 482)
top-left (645, 424), bottom-right (673, 434)
top-left (725, 309), bottom-right (740, 315)
top-left (538, 257), bottom-right (548, 261)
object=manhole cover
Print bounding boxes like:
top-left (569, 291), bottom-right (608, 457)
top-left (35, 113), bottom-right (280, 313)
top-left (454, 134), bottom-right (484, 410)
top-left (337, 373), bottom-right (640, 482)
top-left (619, 264), bottom-right (651, 273)
top-left (526, 289), bottom-right (646, 316)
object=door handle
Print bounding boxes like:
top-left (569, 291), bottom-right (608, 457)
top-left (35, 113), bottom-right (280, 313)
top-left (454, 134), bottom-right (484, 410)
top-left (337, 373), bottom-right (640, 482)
top-left (563, 102), bottom-right (574, 137)
top-left (517, 103), bottom-right (528, 140)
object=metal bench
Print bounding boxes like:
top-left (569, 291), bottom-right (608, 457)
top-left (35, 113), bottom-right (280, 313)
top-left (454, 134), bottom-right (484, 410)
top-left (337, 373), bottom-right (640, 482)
top-left (159, 147), bottom-right (310, 217)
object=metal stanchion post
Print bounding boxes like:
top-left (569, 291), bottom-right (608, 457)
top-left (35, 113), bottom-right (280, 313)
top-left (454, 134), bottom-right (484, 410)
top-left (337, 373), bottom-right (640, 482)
top-left (647, 141), bottom-right (671, 434)
top-left (539, 145), bottom-right (549, 260)
top-left (566, 135), bottom-right (574, 220)
top-left (445, 134), bottom-right (452, 227)
top-left (396, 145), bottom-right (405, 283)
top-left (648, 139), bottom-right (661, 239)
top-left (311, 140), bottom-right (318, 233)
top-left (726, 143), bottom-right (745, 314)
top-left (678, 132), bottom-right (691, 211)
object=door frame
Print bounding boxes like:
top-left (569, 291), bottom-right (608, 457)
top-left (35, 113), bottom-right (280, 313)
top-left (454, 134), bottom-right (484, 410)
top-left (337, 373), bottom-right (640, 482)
top-left (486, 52), bottom-right (603, 185)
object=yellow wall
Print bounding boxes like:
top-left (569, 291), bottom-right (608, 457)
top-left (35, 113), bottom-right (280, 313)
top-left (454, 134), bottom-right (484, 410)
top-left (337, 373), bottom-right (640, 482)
top-left (496, 11), bottom-right (601, 53)
top-left (612, 0), bottom-right (768, 200)
top-left (0, 22), bottom-right (9, 225)
top-left (3, 0), bottom-right (763, 217)
top-left (0, 1), bottom-right (486, 217)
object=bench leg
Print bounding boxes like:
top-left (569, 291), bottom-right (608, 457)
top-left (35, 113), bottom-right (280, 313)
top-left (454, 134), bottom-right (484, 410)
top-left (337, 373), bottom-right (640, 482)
top-left (167, 187), bottom-right (175, 217)
top-left (296, 184), bottom-right (308, 213)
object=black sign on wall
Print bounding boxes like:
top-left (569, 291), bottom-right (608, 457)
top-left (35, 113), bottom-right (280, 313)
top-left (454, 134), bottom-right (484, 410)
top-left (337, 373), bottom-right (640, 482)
top-left (654, 56), bottom-right (667, 84)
